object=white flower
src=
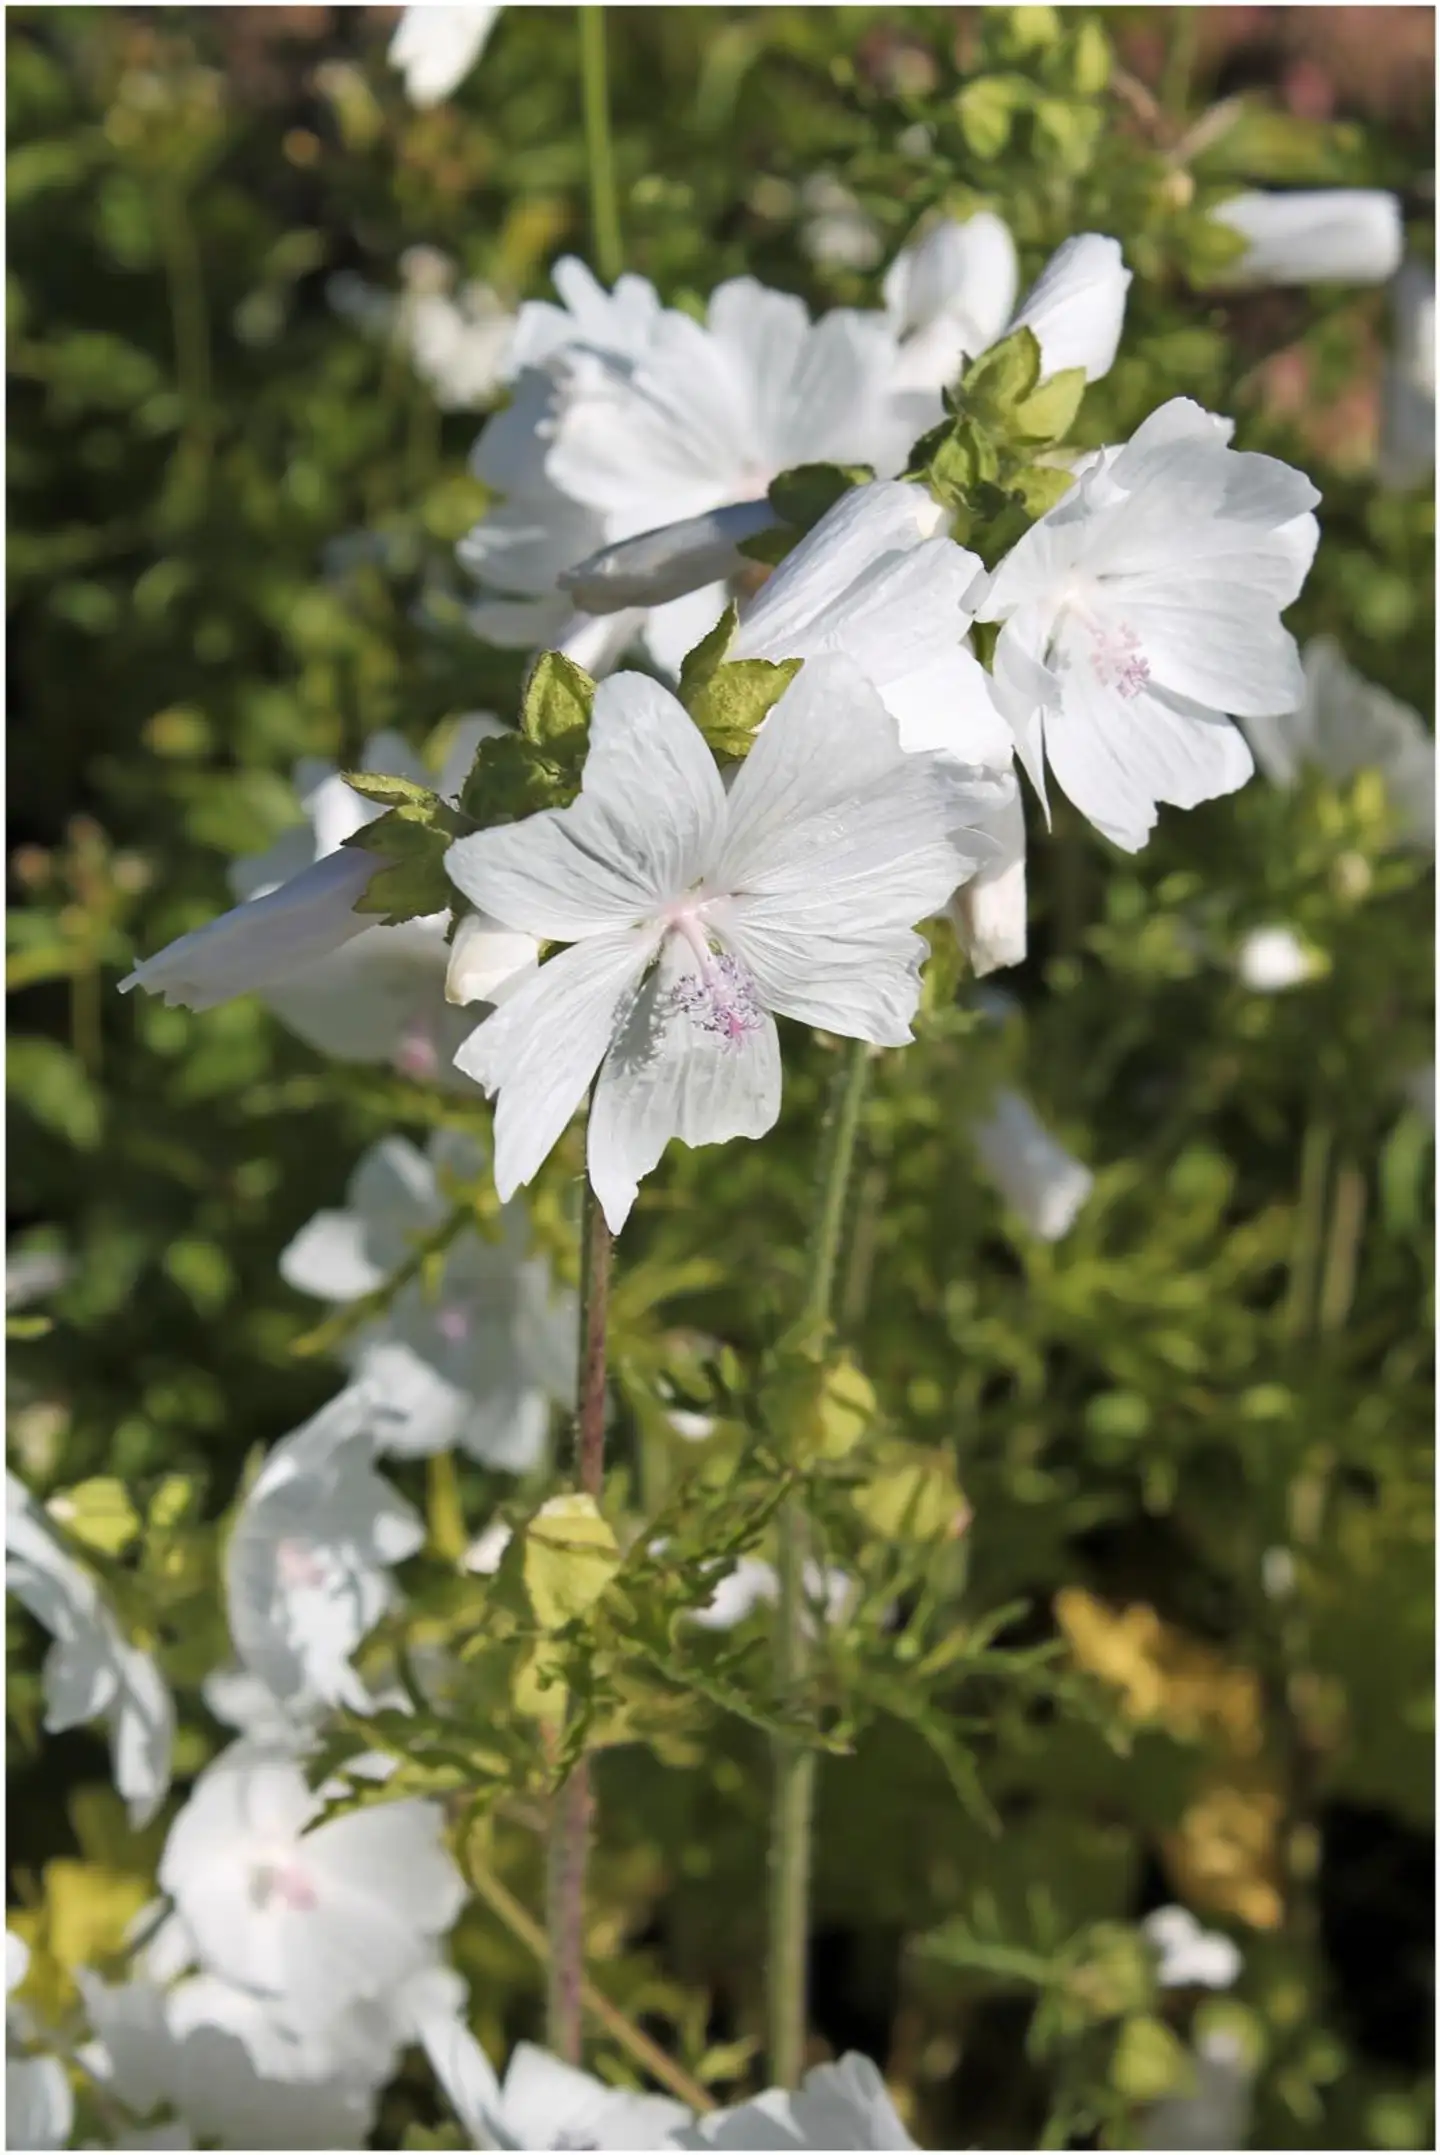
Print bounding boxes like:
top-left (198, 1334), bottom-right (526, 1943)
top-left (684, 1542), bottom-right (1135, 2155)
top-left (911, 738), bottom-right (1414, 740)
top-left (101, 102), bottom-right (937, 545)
top-left (978, 398), bottom-right (1319, 851)
top-left (678, 2052), bottom-right (916, 2149)
top-left (730, 478), bottom-right (1025, 974)
top-left (6, 1473), bottom-right (174, 1826)
top-left (1142, 1906), bottom-right (1243, 1991)
top-left (799, 175), bottom-right (884, 273)
top-left (690, 1555), bottom-right (851, 1633)
top-left (1242, 637), bottom-right (1435, 853)
top-left (157, 1741), bottom-right (465, 2032)
top-left (201, 1665), bottom-right (319, 1750)
top-left (410, 2001), bottom-right (691, 2151)
top-left (8, 1933), bottom-right (74, 2153)
top-left (332, 254), bottom-right (516, 411)
top-left (1139, 2024), bottom-right (1254, 2152)
top-left (445, 658), bottom-right (1005, 1230)
top-left (970, 1090), bottom-right (1093, 1241)
top-left (1379, 258), bottom-right (1435, 489)
top-left (1209, 188), bottom-right (1403, 287)
top-left (225, 1385), bottom-right (424, 1712)
top-left (224, 719), bottom-right (528, 1076)
top-left (80, 1963), bottom-right (394, 2150)
top-left (388, 5), bottom-right (501, 105)
top-left (1235, 924), bottom-right (1321, 994)
top-left (279, 1130), bottom-right (575, 1469)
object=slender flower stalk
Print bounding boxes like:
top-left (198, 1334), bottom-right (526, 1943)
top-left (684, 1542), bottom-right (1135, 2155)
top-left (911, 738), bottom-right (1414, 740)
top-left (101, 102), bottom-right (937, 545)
top-left (579, 7), bottom-right (622, 287)
top-left (767, 1038), bottom-right (872, 2089)
top-left (545, 1172), bottom-right (614, 2062)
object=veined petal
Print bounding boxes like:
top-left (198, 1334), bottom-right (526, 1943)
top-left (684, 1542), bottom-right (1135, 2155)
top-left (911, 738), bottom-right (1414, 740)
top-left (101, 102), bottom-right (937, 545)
top-left (445, 675), bottom-right (727, 937)
top-left (588, 940), bottom-right (782, 1232)
top-left (455, 929), bottom-right (661, 1200)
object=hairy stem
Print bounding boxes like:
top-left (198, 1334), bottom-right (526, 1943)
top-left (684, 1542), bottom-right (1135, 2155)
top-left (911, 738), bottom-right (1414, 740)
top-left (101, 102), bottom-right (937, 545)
top-left (545, 1177), bottom-right (614, 2061)
top-left (767, 1039), bottom-right (872, 2088)
top-left (579, 6), bottom-right (623, 285)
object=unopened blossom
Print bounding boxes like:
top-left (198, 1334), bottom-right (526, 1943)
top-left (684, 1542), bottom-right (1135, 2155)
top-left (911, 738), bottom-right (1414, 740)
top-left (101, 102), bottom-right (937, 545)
top-left (80, 1963), bottom-right (395, 2150)
top-left (1379, 258), bottom-right (1435, 489)
top-left (884, 210), bottom-right (1019, 393)
top-left (970, 1090), bottom-right (1093, 1242)
top-left (158, 1741), bottom-right (465, 2032)
top-left (1242, 637), bottom-right (1435, 853)
top-left (413, 2001), bottom-right (691, 2151)
top-left (446, 659), bottom-right (1006, 1230)
top-left (225, 1384), bottom-right (424, 1712)
top-left (1006, 232), bottom-right (1132, 383)
top-left (388, 4), bottom-right (501, 105)
top-left (1142, 1906), bottom-right (1243, 1991)
top-left (978, 398), bottom-right (1319, 851)
top-left (8, 1933), bottom-right (74, 2153)
top-left (1235, 924), bottom-right (1321, 994)
top-left (731, 478), bottom-right (1026, 973)
top-left (6, 1473), bottom-right (174, 1826)
top-left (280, 1130), bottom-right (575, 1469)
top-left (678, 2052), bottom-right (916, 2150)
top-left (1208, 188), bottom-right (1403, 287)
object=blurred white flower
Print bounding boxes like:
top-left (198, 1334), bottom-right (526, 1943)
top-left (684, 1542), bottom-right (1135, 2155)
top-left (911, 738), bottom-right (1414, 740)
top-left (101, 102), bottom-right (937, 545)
top-left (1142, 1905), bottom-right (1243, 1991)
top-left (331, 253), bottom-right (517, 411)
top-left (225, 1384), bottom-right (424, 1712)
top-left (410, 2000), bottom-right (691, 2151)
top-left (1242, 637), bottom-right (1435, 854)
top-left (799, 174), bottom-right (884, 272)
top-left (1139, 2024), bottom-right (1254, 2151)
top-left (388, 5), bottom-right (501, 105)
top-left (971, 1090), bottom-right (1093, 1242)
top-left (6, 1473), bottom-right (174, 1826)
top-left (157, 1742), bottom-right (465, 2034)
top-left (979, 398), bottom-right (1318, 852)
top-left (1208, 188), bottom-right (1403, 287)
top-left (5, 1248), bottom-right (69, 1310)
top-left (732, 478), bottom-right (1024, 975)
top-left (446, 661), bottom-right (1005, 1229)
top-left (8, 1932), bottom-right (74, 2153)
top-left (678, 2052), bottom-right (916, 2149)
top-left (461, 1519), bottom-right (513, 1575)
top-left (1379, 257), bottom-right (1435, 489)
top-left (80, 1961), bottom-right (395, 2151)
top-left (689, 1554), bottom-right (851, 1633)
top-left (280, 1129), bottom-right (575, 1469)
top-left (1235, 925), bottom-right (1321, 995)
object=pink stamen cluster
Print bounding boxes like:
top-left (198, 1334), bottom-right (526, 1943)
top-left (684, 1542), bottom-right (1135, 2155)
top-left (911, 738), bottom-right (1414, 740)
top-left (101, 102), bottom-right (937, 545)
top-left (251, 1857), bottom-right (318, 1913)
top-left (662, 904), bottom-right (766, 1047)
top-left (1087, 618), bottom-right (1151, 699)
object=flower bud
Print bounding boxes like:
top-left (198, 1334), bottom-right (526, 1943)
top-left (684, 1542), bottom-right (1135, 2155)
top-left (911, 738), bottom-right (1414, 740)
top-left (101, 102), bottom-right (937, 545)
top-left (559, 499), bottom-right (781, 613)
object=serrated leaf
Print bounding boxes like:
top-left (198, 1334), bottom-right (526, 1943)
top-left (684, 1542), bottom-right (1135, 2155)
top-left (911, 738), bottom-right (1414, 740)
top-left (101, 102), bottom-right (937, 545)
top-left (458, 730), bottom-right (579, 827)
top-left (677, 600), bottom-right (739, 708)
top-left (340, 771), bottom-right (438, 810)
top-left (523, 1494), bottom-right (622, 1631)
top-left (1012, 365), bottom-right (1086, 445)
top-left (963, 327), bottom-right (1043, 420)
top-left (687, 657), bottom-right (802, 761)
top-left (520, 650), bottom-right (596, 759)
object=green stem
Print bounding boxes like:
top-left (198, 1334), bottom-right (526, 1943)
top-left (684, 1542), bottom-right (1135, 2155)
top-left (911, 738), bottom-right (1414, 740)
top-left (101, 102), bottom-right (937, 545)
top-left (545, 1173), bottom-right (614, 2062)
top-left (157, 181), bottom-right (212, 509)
top-left (579, 7), bottom-right (623, 285)
top-left (767, 1039), bottom-right (872, 2089)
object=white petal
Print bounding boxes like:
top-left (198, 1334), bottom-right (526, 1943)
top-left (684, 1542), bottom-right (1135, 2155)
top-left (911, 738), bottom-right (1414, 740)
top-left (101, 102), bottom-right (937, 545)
top-left (120, 850), bottom-right (379, 1013)
top-left (588, 941), bottom-right (782, 1231)
top-left (109, 1640), bottom-right (176, 1826)
top-left (1113, 583), bottom-right (1306, 716)
top-left (412, 2006), bottom-right (509, 2149)
top-left (885, 212), bottom-right (1019, 374)
top-left (446, 910), bottom-right (540, 1006)
top-left (971, 1090), bottom-right (1092, 1240)
top-left (388, 5), bottom-right (500, 105)
top-left (279, 1209), bottom-right (386, 1303)
top-left (7, 2055), bottom-right (76, 2151)
top-left (502, 2042), bottom-right (692, 2152)
top-left (1209, 188), bottom-right (1402, 287)
top-left (560, 501), bottom-right (778, 613)
top-left (950, 786), bottom-right (1028, 976)
top-left (446, 674), bottom-right (726, 938)
top-left (1009, 233), bottom-right (1131, 382)
top-left (455, 929), bottom-right (661, 1200)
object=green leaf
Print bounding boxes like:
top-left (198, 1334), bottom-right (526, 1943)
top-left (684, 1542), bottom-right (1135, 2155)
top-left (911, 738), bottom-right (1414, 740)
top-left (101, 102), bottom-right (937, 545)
top-left (9, 1039), bottom-right (103, 1151)
top-left (954, 75), bottom-right (1030, 160)
top-left (343, 793), bottom-right (466, 926)
top-left (523, 1494), bottom-right (622, 1631)
top-left (458, 730), bottom-right (580, 828)
top-left (1110, 2015), bottom-right (1193, 2103)
top-left (676, 601), bottom-right (739, 708)
top-left (519, 650), bottom-right (596, 759)
top-left (767, 462), bottom-right (873, 534)
top-left (687, 658), bottom-right (802, 762)
top-left (340, 771), bottom-right (440, 811)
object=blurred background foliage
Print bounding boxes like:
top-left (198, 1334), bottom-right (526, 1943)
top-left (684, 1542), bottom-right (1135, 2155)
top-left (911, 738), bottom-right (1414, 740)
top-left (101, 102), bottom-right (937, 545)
top-left (6, 6), bottom-right (1434, 2149)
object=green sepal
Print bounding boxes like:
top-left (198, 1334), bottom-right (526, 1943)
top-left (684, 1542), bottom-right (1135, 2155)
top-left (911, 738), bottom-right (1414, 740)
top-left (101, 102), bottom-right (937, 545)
top-left (340, 771), bottom-right (438, 811)
top-left (519, 649), bottom-right (596, 759)
top-left (343, 790), bottom-right (466, 926)
top-left (678, 601), bottom-right (801, 760)
top-left (457, 730), bottom-right (580, 828)
top-left (1011, 364), bottom-right (1086, 445)
top-left (961, 326), bottom-right (1043, 424)
top-left (768, 461), bottom-right (873, 532)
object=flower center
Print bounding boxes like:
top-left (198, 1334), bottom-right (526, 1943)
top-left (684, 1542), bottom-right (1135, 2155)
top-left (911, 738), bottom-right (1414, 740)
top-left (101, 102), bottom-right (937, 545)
top-left (1060, 584), bottom-right (1151, 701)
top-left (661, 904), bottom-right (764, 1047)
top-left (436, 1305), bottom-right (470, 1344)
top-left (250, 1856), bottom-right (317, 1914)
top-left (395, 1021), bottom-right (440, 1081)
top-left (275, 1536), bottom-right (327, 1590)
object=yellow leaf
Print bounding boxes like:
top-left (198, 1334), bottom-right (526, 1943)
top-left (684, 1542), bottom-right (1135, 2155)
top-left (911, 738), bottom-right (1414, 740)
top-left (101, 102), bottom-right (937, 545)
top-left (522, 1494), bottom-right (621, 1632)
top-left (46, 1478), bottom-right (140, 1558)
